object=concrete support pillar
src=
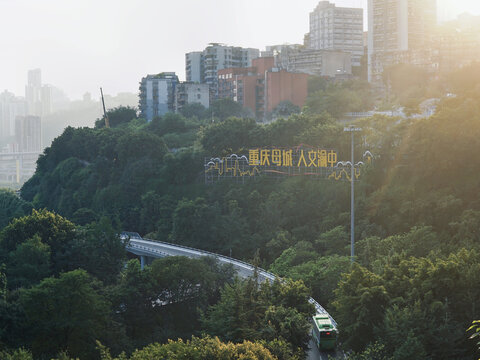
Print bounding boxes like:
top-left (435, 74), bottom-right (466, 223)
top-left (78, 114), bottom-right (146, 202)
top-left (16, 160), bottom-right (20, 183)
top-left (140, 255), bottom-right (146, 270)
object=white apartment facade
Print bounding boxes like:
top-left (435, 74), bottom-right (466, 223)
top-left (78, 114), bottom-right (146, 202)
top-left (0, 91), bottom-right (26, 138)
top-left (367, 0), bottom-right (437, 83)
top-left (25, 69), bottom-right (52, 117)
top-left (186, 44), bottom-right (259, 98)
top-left (139, 73), bottom-right (179, 121)
top-left (308, 1), bottom-right (364, 67)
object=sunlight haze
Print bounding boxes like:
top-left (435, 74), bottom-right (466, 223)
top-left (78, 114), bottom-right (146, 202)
top-left (0, 0), bottom-right (478, 99)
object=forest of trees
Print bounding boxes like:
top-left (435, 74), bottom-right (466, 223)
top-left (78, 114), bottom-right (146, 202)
top-left (1, 65), bottom-right (480, 359)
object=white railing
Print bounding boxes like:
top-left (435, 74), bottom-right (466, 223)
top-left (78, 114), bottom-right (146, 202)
top-left (125, 234), bottom-right (336, 327)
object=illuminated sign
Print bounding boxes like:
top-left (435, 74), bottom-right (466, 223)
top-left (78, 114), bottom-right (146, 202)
top-left (205, 145), bottom-right (373, 183)
top-left (247, 148), bottom-right (338, 168)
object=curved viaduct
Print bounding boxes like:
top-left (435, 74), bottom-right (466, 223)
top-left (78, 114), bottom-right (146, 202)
top-left (126, 233), bottom-right (339, 360)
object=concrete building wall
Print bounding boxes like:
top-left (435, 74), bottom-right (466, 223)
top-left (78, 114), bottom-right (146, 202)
top-left (252, 57), bottom-right (275, 75)
top-left (321, 51), bottom-right (352, 77)
top-left (186, 84), bottom-right (209, 108)
top-left (218, 68), bottom-right (251, 101)
top-left (265, 70), bottom-right (308, 113)
top-left (41, 85), bottom-right (52, 116)
top-left (282, 48), bottom-right (324, 75)
top-left (26, 69), bottom-right (42, 116)
top-left (435, 14), bottom-right (480, 74)
top-left (217, 59), bottom-right (273, 117)
top-left (244, 48), bottom-right (261, 67)
top-left (27, 69), bottom-right (41, 87)
top-left (308, 1), bottom-right (363, 67)
top-left (368, 0), bottom-right (437, 82)
top-left (155, 81), bottom-right (169, 116)
top-left (186, 44), bottom-right (260, 99)
top-left (139, 73), bottom-right (178, 121)
top-left (175, 82), bottom-right (210, 112)
top-left (265, 42), bottom-right (353, 78)
top-left (0, 91), bottom-right (26, 138)
top-left (241, 75), bottom-right (260, 115)
top-left (25, 69), bottom-right (52, 117)
top-left (25, 84), bottom-right (42, 116)
top-left (217, 58), bottom-right (308, 119)
top-left (186, 52), bottom-right (202, 83)
top-left (15, 115), bottom-right (41, 152)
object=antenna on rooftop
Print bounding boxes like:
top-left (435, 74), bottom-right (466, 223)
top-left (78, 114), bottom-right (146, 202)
top-left (100, 87), bottom-right (110, 128)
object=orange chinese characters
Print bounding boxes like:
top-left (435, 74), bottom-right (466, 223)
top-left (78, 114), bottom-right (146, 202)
top-left (272, 149), bottom-right (282, 166)
top-left (327, 150), bottom-right (337, 167)
top-left (249, 149), bottom-right (260, 165)
top-left (282, 150), bottom-right (293, 167)
top-left (297, 150), bottom-right (307, 167)
top-left (308, 150), bottom-right (317, 167)
top-left (260, 149), bottom-right (270, 165)
top-left (318, 150), bottom-right (327, 167)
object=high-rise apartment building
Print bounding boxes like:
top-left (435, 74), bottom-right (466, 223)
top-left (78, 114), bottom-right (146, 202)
top-left (0, 91), bottom-right (26, 138)
top-left (51, 86), bottom-right (70, 112)
top-left (15, 115), bottom-right (42, 152)
top-left (435, 13), bottom-right (480, 74)
top-left (139, 73), bottom-right (179, 121)
top-left (262, 44), bottom-right (352, 78)
top-left (25, 69), bottom-right (42, 116)
top-left (186, 44), bottom-right (259, 98)
top-left (41, 85), bottom-right (52, 116)
top-left (28, 68), bottom-right (41, 88)
top-left (186, 52), bottom-right (203, 83)
top-left (368, 0), bottom-right (437, 82)
top-left (217, 57), bottom-right (308, 119)
top-left (308, 1), bottom-right (363, 67)
top-left (25, 69), bottom-right (52, 116)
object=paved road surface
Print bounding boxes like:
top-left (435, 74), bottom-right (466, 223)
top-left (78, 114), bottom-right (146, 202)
top-left (127, 236), bottom-right (343, 359)
top-left (307, 339), bottom-right (342, 360)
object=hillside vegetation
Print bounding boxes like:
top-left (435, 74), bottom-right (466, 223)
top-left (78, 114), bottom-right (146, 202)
top-left (1, 69), bottom-right (480, 358)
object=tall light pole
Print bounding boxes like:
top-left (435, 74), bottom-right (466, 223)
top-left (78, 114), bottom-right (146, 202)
top-left (344, 125), bottom-right (362, 263)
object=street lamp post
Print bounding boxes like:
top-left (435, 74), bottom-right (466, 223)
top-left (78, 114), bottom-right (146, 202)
top-left (344, 125), bottom-right (362, 263)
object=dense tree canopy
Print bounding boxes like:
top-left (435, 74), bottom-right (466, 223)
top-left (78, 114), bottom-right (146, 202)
top-left (98, 336), bottom-right (278, 360)
top-left (95, 106), bottom-right (138, 129)
top-left (207, 98), bottom-right (248, 121)
top-left (20, 269), bottom-right (110, 359)
top-left (2, 69), bottom-right (480, 359)
top-left (202, 275), bottom-right (314, 356)
top-left (0, 189), bottom-right (32, 229)
top-left (305, 79), bottom-right (373, 118)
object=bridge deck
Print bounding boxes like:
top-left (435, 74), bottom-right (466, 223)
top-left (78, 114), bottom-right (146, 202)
top-left (126, 235), bottom-right (335, 323)
top-left (125, 234), bottom-right (341, 359)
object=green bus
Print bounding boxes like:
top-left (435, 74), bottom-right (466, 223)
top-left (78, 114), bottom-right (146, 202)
top-left (312, 314), bottom-right (337, 351)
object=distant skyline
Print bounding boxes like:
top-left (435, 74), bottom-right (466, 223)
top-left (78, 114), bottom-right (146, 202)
top-left (1, 0), bottom-right (478, 100)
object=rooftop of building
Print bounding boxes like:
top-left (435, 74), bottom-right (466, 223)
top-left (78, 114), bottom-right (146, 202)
top-left (311, 0), bottom-right (363, 13)
top-left (142, 72), bottom-right (179, 81)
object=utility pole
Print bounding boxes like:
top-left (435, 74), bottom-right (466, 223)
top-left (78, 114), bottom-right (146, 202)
top-left (100, 87), bottom-right (110, 128)
top-left (344, 125), bottom-right (362, 263)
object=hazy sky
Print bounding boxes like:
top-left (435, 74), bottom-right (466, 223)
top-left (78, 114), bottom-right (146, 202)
top-left (1, 0), bottom-right (479, 100)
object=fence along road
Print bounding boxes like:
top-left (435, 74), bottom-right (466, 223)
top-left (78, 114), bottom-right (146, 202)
top-left (125, 233), bottom-right (339, 359)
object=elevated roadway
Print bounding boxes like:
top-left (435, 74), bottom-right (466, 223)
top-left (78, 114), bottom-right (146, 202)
top-left (125, 233), bottom-right (340, 359)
